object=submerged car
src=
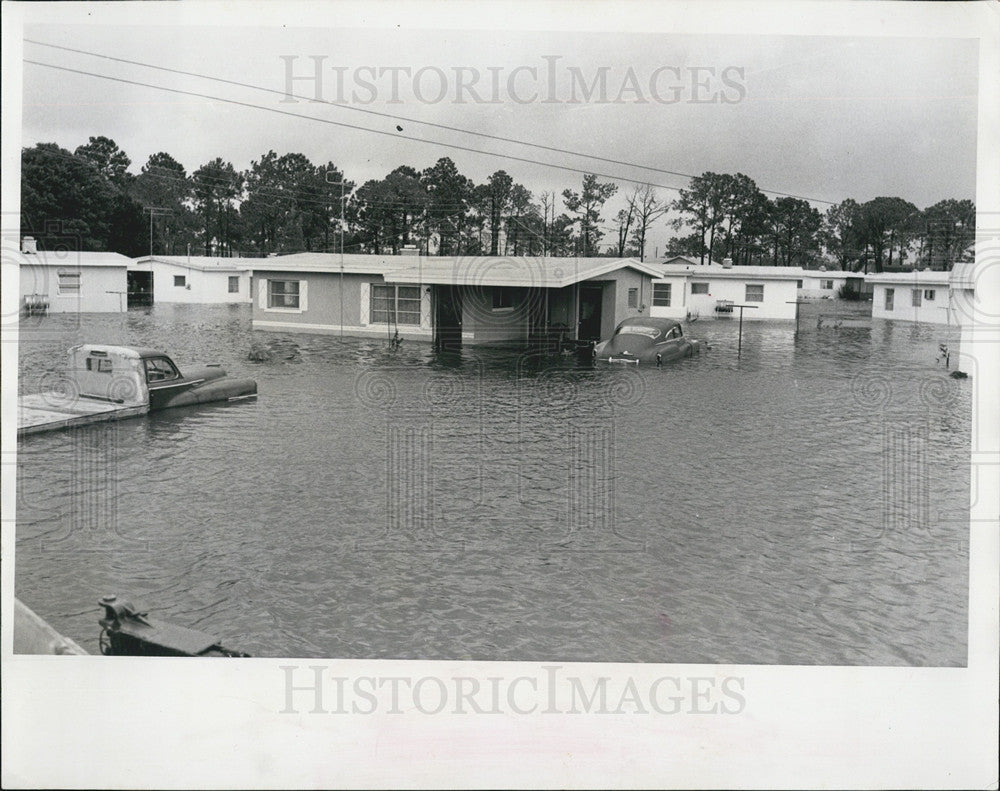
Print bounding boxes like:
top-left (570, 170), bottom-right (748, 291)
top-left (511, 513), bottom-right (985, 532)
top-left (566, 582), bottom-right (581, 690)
top-left (593, 317), bottom-right (702, 365)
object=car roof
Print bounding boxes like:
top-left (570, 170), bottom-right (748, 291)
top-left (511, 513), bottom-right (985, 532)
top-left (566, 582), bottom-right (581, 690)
top-left (617, 317), bottom-right (681, 330)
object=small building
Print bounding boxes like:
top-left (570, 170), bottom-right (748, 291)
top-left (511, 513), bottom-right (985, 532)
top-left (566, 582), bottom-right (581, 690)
top-left (250, 254), bottom-right (662, 346)
top-left (867, 270), bottom-right (959, 325)
top-left (651, 262), bottom-right (800, 321)
top-left (129, 256), bottom-right (256, 306)
top-left (18, 237), bottom-right (130, 314)
top-left (797, 269), bottom-right (852, 299)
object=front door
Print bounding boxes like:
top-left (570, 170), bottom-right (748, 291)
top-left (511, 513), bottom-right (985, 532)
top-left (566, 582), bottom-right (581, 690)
top-left (577, 285), bottom-right (604, 341)
top-left (433, 285), bottom-right (463, 350)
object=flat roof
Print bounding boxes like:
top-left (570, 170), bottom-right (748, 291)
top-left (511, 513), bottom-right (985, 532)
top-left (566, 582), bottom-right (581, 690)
top-left (656, 263), bottom-right (805, 281)
top-left (382, 256), bottom-right (663, 287)
top-left (134, 255), bottom-right (259, 272)
top-left (250, 252), bottom-right (406, 275)
top-left (864, 269), bottom-right (951, 285)
top-left (251, 253), bottom-right (661, 286)
top-left (20, 251), bottom-right (133, 268)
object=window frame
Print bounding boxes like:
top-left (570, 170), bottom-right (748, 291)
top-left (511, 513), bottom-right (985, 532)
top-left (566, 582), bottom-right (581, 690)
top-left (57, 271), bottom-right (81, 295)
top-left (371, 284), bottom-right (422, 326)
top-left (691, 282), bottom-right (709, 295)
top-left (884, 287), bottom-right (895, 311)
top-left (821, 279), bottom-right (834, 290)
top-left (267, 279), bottom-right (302, 311)
top-left (911, 289), bottom-right (922, 307)
top-left (228, 276), bottom-right (240, 294)
top-left (923, 289), bottom-right (936, 301)
top-left (174, 275), bottom-right (186, 288)
top-left (627, 288), bottom-right (639, 308)
top-left (651, 282), bottom-right (672, 307)
top-left (745, 283), bottom-right (765, 303)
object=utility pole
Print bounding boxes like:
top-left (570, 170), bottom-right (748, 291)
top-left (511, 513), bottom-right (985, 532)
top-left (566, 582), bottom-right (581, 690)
top-left (143, 207), bottom-right (172, 257)
top-left (326, 172), bottom-right (347, 339)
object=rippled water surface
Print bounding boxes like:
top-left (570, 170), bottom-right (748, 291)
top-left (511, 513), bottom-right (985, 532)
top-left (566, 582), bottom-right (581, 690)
top-left (15, 301), bottom-right (970, 664)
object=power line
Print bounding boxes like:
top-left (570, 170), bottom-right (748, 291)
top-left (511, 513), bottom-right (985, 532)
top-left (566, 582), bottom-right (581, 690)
top-left (25, 57), bottom-right (699, 196)
top-left (24, 42), bottom-right (837, 205)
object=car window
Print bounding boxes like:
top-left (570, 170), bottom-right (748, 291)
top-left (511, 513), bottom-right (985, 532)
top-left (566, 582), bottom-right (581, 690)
top-left (144, 357), bottom-right (180, 382)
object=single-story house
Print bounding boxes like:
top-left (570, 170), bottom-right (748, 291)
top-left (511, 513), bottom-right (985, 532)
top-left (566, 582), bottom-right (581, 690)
top-left (867, 270), bottom-right (961, 325)
top-left (651, 262), bottom-right (800, 321)
top-left (250, 254), bottom-right (662, 346)
top-left (18, 237), bottom-right (130, 314)
top-left (129, 255), bottom-right (256, 306)
top-left (797, 269), bottom-right (852, 299)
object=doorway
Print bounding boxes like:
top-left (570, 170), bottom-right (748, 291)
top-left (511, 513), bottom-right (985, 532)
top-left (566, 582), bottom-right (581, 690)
top-left (127, 271), bottom-right (153, 308)
top-left (577, 284), bottom-right (604, 341)
top-left (433, 285), bottom-right (463, 350)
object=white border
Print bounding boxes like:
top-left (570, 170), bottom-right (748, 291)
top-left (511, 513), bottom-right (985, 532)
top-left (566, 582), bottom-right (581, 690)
top-left (2, 2), bottom-right (998, 789)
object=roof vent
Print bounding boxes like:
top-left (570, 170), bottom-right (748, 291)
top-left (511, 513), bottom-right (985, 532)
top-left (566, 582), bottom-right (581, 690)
top-left (22, 237), bottom-right (37, 255)
top-left (722, 257), bottom-right (733, 269)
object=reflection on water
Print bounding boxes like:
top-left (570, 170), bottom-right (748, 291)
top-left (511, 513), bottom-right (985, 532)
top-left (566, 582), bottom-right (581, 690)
top-left (15, 302), bottom-right (969, 664)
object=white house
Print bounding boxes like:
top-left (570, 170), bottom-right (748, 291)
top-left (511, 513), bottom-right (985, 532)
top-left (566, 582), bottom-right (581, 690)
top-left (18, 237), bottom-right (130, 314)
top-left (651, 261), bottom-right (800, 321)
top-left (130, 255), bottom-right (256, 305)
top-left (867, 270), bottom-right (961, 325)
top-left (797, 269), bottom-right (853, 299)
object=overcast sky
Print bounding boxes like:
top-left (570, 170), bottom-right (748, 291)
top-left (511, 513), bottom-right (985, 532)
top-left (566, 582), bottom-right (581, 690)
top-left (17, 16), bottom-right (980, 254)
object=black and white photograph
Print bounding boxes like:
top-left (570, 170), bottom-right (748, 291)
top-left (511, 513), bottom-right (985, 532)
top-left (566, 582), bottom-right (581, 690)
top-left (2, 1), bottom-right (998, 788)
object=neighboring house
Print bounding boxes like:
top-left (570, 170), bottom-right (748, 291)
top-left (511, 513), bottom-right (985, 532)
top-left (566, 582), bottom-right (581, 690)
top-left (18, 237), bottom-right (130, 314)
top-left (867, 270), bottom-right (959, 325)
top-left (130, 256), bottom-right (256, 305)
top-left (250, 254), bottom-right (662, 345)
top-left (797, 269), bottom-right (852, 299)
top-left (651, 262), bottom-right (800, 321)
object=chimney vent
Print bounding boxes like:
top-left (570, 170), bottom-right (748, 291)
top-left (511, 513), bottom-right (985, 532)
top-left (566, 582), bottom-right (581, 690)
top-left (22, 237), bottom-right (37, 255)
top-left (722, 257), bottom-right (733, 269)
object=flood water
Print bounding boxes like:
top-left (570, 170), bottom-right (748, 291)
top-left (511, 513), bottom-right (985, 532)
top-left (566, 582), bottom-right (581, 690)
top-left (14, 300), bottom-right (970, 664)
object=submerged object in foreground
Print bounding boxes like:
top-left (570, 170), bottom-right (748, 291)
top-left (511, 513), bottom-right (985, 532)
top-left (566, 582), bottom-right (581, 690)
top-left (593, 317), bottom-right (702, 365)
top-left (18, 344), bottom-right (257, 436)
top-left (98, 594), bottom-right (250, 657)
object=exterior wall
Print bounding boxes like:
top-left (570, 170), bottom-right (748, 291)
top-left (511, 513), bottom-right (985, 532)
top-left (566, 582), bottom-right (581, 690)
top-left (651, 275), bottom-right (797, 320)
top-left (252, 270), bottom-right (432, 338)
top-left (144, 262), bottom-right (251, 304)
top-left (798, 273), bottom-right (848, 299)
top-left (460, 287), bottom-right (532, 345)
top-left (588, 268), bottom-right (650, 338)
top-left (19, 264), bottom-right (127, 313)
top-left (871, 281), bottom-right (953, 325)
top-left (648, 275), bottom-right (690, 320)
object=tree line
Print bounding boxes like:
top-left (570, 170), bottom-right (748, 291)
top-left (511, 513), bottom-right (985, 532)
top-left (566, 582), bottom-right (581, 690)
top-left (21, 137), bottom-right (974, 270)
top-left (666, 172), bottom-right (975, 272)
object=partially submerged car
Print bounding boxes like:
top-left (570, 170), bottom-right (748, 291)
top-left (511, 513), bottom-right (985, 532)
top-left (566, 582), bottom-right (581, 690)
top-left (18, 345), bottom-right (257, 436)
top-left (593, 317), bottom-right (702, 365)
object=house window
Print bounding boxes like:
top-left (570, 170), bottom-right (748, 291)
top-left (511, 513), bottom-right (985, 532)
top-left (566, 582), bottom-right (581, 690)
top-left (821, 279), bottom-right (834, 290)
top-left (174, 275), bottom-right (186, 287)
top-left (923, 289), bottom-right (935, 301)
top-left (268, 279), bottom-right (301, 309)
top-left (627, 288), bottom-right (639, 308)
top-left (796, 280), bottom-right (803, 288)
top-left (491, 286), bottom-right (517, 311)
top-left (885, 288), bottom-right (894, 311)
top-left (911, 289), bottom-right (922, 307)
top-left (652, 283), bottom-right (671, 306)
top-left (57, 271), bottom-right (80, 294)
top-left (691, 282), bottom-right (709, 295)
top-left (228, 276), bottom-right (240, 293)
top-left (745, 284), bottom-right (764, 302)
top-left (371, 284), bottom-right (421, 325)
